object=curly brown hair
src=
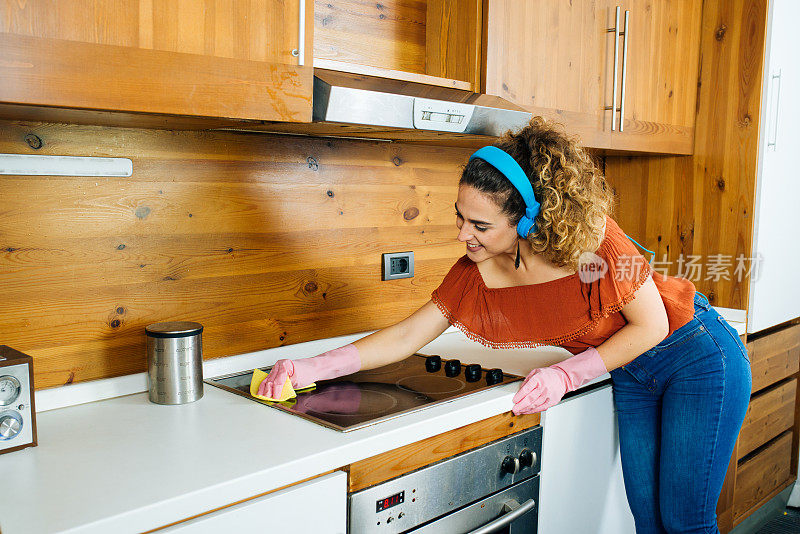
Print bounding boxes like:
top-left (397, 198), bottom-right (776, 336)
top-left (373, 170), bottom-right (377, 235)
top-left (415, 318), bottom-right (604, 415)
top-left (460, 116), bottom-right (614, 271)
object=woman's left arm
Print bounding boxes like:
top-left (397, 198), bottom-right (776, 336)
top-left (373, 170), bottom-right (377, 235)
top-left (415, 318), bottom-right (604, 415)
top-left (594, 274), bottom-right (670, 371)
top-left (511, 274), bottom-right (669, 415)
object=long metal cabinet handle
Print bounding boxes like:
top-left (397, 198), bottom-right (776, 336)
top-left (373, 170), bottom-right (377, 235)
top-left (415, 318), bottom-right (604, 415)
top-left (767, 70), bottom-right (782, 149)
top-left (606, 6), bottom-right (621, 131)
top-left (619, 9), bottom-right (630, 132)
top-left (292, 0), bottom-right (306, 66)
top-left (465, 498), bottom-right (536, 534)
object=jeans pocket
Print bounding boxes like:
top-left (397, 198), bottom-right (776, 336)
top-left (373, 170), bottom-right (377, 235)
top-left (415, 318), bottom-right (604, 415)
top-left (648, 318), bottom-right (705, 354)
top-left (716, 315), bottom-right (750, 364)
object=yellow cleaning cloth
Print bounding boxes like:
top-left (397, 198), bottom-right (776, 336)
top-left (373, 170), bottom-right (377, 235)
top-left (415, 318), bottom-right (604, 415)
top-left (249, 368), bottom-right (316, 402)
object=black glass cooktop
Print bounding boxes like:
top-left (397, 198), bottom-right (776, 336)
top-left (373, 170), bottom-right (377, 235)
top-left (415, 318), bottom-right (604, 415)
top-left (205, 354), bottom-right (523, 432)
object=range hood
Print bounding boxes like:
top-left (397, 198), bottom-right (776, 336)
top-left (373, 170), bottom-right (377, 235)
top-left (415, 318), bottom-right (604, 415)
top-left (311, 70), bottom-right (532, 138)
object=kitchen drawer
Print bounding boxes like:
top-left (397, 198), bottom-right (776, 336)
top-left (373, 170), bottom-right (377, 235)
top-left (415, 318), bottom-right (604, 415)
top-left (737, 378), bottom-right (797, 459)
top-left (733, 431), bottom-right (795, 522)
top-left (747, 323), bottom-right (800, 393)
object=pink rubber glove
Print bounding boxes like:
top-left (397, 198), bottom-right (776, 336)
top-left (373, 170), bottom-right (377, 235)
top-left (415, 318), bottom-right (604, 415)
top-left (257, 344), bottom-right (361, 399)
top-left (511, 347), bottom-right (607, 415)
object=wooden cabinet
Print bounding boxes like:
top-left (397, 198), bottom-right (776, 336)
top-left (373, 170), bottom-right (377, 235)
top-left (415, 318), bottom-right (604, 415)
top-left (0, 0), bottom-right (314, 122)
top-left (313, 0), bottom-right (481, 91)
top-left (716, 323), bottom-right (800, 531)
top-left (483, 0), bottom-right (703, 154)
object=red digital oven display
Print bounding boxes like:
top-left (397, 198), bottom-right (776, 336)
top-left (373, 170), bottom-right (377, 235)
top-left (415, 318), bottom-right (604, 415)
top-left (376, 491), bottom-right (404, 512)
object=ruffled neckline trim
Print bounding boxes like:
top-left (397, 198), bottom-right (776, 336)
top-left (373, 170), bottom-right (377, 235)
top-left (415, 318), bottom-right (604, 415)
top-left (469, 229), bottom-right (613, 292)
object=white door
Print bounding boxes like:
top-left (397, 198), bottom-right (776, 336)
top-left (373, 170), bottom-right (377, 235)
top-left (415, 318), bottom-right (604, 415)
top-left (748, 0), bottom-right (800, 333)
top-left (159, 471), bottom-right (347, 533)
top-left (538, 384), bottom-right (635, 533)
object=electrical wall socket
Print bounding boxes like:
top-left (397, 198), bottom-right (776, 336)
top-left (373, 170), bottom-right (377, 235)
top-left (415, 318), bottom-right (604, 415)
top-left (382, 252), bottom-right (414, 281)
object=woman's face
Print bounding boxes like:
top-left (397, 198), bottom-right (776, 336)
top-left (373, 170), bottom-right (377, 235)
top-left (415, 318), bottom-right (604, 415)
top-left (455, 185), bottom-right (518, 262)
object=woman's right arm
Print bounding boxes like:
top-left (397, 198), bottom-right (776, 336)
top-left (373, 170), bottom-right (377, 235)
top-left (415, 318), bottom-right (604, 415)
top-left (258, 300), bottom-right (452, 397)
top-left (353, 299), bottom-right (452, 370)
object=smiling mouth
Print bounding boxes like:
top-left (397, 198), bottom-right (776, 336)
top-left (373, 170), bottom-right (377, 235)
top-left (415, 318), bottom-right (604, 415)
top-left (466, 243), bottom-right (483, 251)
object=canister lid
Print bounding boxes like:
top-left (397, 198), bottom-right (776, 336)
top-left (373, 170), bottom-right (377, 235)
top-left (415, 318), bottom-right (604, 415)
top-left (145, 321), bottom-right (204, 338)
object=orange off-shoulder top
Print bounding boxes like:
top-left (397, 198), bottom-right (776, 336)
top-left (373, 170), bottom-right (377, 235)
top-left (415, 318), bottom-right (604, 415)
top-left (431, 216), bottom-right (696, 355)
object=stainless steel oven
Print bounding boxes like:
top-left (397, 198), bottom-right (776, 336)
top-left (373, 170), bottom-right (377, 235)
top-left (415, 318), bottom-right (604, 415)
top-left (349, 425), bottom-right (542, 533)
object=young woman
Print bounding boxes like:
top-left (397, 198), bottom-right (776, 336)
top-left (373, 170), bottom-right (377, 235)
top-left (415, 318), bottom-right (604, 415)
top-left (259, 118), bottom-right (752, 533)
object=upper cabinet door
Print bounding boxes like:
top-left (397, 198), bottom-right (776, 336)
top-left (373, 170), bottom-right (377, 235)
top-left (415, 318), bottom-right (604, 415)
top-left (609, 0), bottom-right (703, 153)
top-left (483, 0), bottom-right (703, 154)
top-left (483, 0), bottom-right (611, 149)
top-left (0, 0), bottom-right (314, 122)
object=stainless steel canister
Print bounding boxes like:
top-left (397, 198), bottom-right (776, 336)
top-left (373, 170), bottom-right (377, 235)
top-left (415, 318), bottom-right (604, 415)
top-left (146, 321), bottom-right (204, 405)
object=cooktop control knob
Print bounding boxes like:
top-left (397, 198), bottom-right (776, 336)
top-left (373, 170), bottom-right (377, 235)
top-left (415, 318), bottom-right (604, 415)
top-left (444, 359), bottom-right (461, 377)
top-left (501, 455), bottom-right (520, 475)
top-left (519, 448), bottom-right (536, 469)
top-left (425, 355), bottom-right (442, 373)
top-left (486, 368), bottom-right (504, 385)
top-left (464, 364), bottom-right (482, 382)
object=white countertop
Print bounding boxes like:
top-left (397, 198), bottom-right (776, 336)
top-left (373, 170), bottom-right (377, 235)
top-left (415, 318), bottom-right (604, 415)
top-left (1, 308), bottom-right (746, 534)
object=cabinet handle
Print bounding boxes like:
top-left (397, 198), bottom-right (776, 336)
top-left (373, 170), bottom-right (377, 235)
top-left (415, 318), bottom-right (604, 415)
top-left (291, 0), bottom-right (306, 66)
top-left (767, 70), bottom-right (782, 149)
top-left (606, 6), bottom-right (621, 131)
top-left (619, 10), bottom-right (629, 132)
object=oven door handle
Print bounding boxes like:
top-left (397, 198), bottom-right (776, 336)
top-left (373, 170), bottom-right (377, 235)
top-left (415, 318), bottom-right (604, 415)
top-left (464, 498), bottom-right (536, 534)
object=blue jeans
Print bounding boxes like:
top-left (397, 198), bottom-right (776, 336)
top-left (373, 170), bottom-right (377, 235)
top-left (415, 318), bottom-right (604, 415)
top-left (609, 293), bottom-right (752, 533)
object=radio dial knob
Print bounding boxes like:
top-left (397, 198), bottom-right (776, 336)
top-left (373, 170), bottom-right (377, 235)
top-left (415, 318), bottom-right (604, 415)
top-left (0, 412), bottom-right (23, 440)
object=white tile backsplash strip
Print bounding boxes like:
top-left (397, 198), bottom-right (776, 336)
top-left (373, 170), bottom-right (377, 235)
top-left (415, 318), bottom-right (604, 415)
top-left (0, 154), bottom-right (133, 176)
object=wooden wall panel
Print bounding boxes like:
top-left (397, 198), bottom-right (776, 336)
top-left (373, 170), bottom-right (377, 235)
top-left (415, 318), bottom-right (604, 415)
top-left (0, 121), bottom-right (469, 389)
top-left (604, 0), bottom-right (768, 309)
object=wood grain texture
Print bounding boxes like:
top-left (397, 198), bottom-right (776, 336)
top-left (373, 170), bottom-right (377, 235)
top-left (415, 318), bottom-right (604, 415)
top-left (348, 411), bottom-right (540, 492)
top-left (733, 430), bottom-right (794, 522)
top-left (0, 0), bottom-right (304, 63)
top-left (0, 30), bottom-right (312, 122)
top-left (0, 0), bottom-right (314, 120)
top-left (425, 0), bottom-right (482, 87)
top-left (482, 0), bottom-right (700, 153)
top-left (737, 378), bottom-right (797, 459)
top-left (483, 0), bottom-right (610, 150)
top-left (313, 0), bottom-right (427, 74)
top-left (604, 0), bottom-right (768, 309)
top-left (748, 324), bottom-right (800, 394)
top-left (0, 121), bottom-right (471, 388)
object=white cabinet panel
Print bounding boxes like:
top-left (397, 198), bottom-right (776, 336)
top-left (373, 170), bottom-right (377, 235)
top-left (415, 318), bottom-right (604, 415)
top-left (159, 471), bottom-right (346, 533)
top-left (748, 0), bottom-right (800, 333)
top-left (538, 384), bottom-right (635, 534)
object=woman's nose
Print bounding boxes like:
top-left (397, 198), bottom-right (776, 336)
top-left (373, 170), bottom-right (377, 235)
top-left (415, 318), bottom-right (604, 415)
top-left (457, 224), bottom-right (471, 242)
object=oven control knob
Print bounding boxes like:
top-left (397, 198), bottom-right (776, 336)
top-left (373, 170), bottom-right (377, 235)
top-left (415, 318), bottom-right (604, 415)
top-left (464, 364), bottom-right (482, 382)
top-left (501, 455), bottom-right (520, 475)
top-left (444, 359), bottom-right (461, 377)
top-left (486, 368), bottom-right (504, 385)
top-left (519, 449), bottom-right (536, 469)
top-left (425, 355), bottom-right (442, 373)
top-left (386, 516), bottom-right (394, 523)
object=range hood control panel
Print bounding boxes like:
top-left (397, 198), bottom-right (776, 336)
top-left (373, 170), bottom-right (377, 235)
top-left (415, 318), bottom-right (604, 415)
top-left (413, 97), bottom-right (474, 132)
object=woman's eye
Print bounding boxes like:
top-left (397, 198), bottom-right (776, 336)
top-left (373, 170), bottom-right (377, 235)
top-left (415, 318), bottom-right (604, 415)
top-left (475, 226), bottom-right (487, 232)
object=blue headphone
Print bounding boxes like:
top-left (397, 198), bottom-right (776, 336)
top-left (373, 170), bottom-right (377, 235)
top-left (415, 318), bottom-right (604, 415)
top-left (469, 146), bottom-right (540, 238)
